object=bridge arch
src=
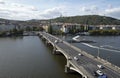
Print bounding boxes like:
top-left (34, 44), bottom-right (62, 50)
top-left (55, 48), bottom-right (68, 60)
top-left (70, 67), bottom-right (87, 78)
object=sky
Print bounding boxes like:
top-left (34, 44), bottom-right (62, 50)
top-left (0, 0), bottom-right (120, 20)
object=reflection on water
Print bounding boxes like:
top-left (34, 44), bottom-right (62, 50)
top-left (0, 36), bottom-right (80, 78)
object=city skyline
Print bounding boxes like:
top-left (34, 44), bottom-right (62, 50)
top-left (0, 0), bottom-right (120, 20)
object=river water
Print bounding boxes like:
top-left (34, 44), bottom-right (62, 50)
top-left (0, 36), bottom-right (80, 78)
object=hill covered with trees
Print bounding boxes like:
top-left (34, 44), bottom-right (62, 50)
top-left (0, 15), bottom-right (120, 25)
top-left (52, 15), bottom-right (120, 25)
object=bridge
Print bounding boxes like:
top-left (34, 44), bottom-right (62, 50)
top-left (39, 32), bottom-right (120, 78)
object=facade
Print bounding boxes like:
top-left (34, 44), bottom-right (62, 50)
top-left (42, 22), bottom-right (120, 34)
top-left (60, 23), bottom-right (87, 33)
top-left (51, 23), bottom-right (63, 33)
top-left (42, 24), bottom-right (49, 32)
top-left (0, 24), bottom-right (15, 31)
top-left (42, 23), bottom-right (63, 33)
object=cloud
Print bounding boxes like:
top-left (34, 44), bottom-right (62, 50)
top-left (105, 7), bottom-right (120, 19)
top-left (40, 7), bottom-right (63, 19)
top-left (0, 1), bottom-right (40, 20)
top-left (81, 7), bottom-right (91, 12)
top-left (0, 1), bottom-right (5, 4)
top-left (0, 0), bottom-right (119, 20)
top-left (0, 0), bottom-right (64, 20)
top-left (81, 5), bottom-right (98, 12)
top-left (107, 4), bottom-right (113, 9)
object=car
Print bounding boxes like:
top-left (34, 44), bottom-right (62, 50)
top-left (68, 57), bottom-right (72, 60)
top-left (54, 40), bottom-right (58, 44)
top-left (98, 74), bottom-right (107, 78)
top-left (78, 53), bottom-right (83, 56)
top-left (96, 70), bottom-right (103, 76)
top-left (97, 65), bottom-right (104, 69)
top-left (74, 56), bottom-right (79, 61)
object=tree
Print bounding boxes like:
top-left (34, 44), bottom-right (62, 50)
top-left (89, 30), bottom-right (120, 36)
top-left (48, 25), bottom-right (53, 34)
top-left (12, 28), bottom-right (18, 35)
top-left (0, 31), bottom-right (6, 36)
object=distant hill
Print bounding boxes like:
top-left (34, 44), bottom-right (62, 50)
top-left (0, 18), bottom-right (25, 24)
top-left (0, 15), bottom-right (120, 25)
top-left (52, 15), bottom-right (120, 25)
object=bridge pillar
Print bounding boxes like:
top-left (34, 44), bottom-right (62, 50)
top-left (45, 40), bottom-right (48, 45)
top-left (52, 46), bottom-right (57, 54)
top-left (39, 34), bottom-right (42, 38)
top-left (45, 40), bottom-right (50, 46)
top-left (41, 37), bottom-right (46, 41)
top-left (65, 60), bottom-right (71, 73)
top-left (65, 65), bottom-right (70, 73)
top-left (66, 59), bottom-right (70, 67)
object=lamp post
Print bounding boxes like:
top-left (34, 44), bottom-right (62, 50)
top-left (97, 45), bottom-right (111, 61)
top-left (97, 46), bottom-right (100, 58)
top-left (97, 45), bottom-right (103, 58)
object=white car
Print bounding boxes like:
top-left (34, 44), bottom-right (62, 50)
top-left (54, 40), bottom-right (58, 43)
top-left (96, 70), bottom-right (103, 76)
top-left (74, 56), bottom-right (79, 61)
top-left (97, 65), bottom-right (104, 69)
top-left (78, 53), bottom-right (83, 56)
top-left (68, 57), bottom-right (72, 60)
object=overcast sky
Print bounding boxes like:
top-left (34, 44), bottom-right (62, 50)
top-left (0, 0), bottom-right (120, 20)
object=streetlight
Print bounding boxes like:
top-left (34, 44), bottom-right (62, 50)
top-left (97, 46), bottom-right (100, 58)
top-left (97, 45), bottom-right (111, 61)
top-left (97, 45), bottom-right (103, 58)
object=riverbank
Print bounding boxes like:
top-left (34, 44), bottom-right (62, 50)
top-left (89, 30), bottom-right (120, 36)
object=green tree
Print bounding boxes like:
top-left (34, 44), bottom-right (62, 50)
top-left (0, 31), bottom-right (6, 36)
top-left (48, 25), bottom-right (53, 34)
top-left (89, 30), bottom-right (120, 36)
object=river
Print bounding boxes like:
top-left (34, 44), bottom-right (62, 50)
top-left (0, 36), bottom-right (80, 78)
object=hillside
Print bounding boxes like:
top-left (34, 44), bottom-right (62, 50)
top-left (0, 15), bottom-right (120, 25)
top-left (52, 15), bottom-right (120, 25)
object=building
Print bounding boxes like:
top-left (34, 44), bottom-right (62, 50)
top-left (89, 25), bottom-right (120, 30)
